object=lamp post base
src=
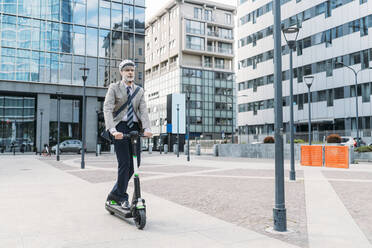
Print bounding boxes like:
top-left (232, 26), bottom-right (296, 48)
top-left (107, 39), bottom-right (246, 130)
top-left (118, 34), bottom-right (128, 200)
top-left (57, 155), bottom-right (60, 161)
top-left (289, 171), bottom-right (296, 181)
top-left (273, 207), bottom-right (287, 232)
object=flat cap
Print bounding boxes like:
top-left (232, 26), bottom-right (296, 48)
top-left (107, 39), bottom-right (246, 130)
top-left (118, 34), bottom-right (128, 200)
top-left (119, 59), bottom-right (135, 71)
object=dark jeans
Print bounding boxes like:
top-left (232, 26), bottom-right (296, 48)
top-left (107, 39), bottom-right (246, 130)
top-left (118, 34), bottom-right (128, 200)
top-left (109, 121), bottom-right (141, 202)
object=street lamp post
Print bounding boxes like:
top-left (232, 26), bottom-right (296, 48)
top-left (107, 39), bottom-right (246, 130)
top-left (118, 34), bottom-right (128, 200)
top-left (80, 67), bottom-right (89, 169)
top-left (56, 92), bottom-right (63, 161)
top-left (159, 117), bottom-right (162, 154)
top-left (177, 104), bottom-right (180, 158)
top-left (282, 26), bottom-right (300, 181)
top-left (96, 109), bottom-right (99, 156)
top-left (186, 89), bottom-right (191, 162)
top-left (304, 76), bottom-right (314, 145)
top-left (39, 109), bottom-right (43, 155)
top-left (273, 0), bottom-right (286, 232)
top-left (225, 95), bottom-right (234, 144)
top-left (336, 62), bottom-right (372, 147)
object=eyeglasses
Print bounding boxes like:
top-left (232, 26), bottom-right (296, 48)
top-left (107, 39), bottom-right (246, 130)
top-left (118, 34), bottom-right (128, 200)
top-left (123, 69), bottom-right (135, 72)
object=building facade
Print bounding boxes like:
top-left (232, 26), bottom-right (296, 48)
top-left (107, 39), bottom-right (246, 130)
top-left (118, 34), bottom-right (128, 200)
top-left (237, 0), bottom-right (372, 143)
top-left (145, 0), bottom-right (235, 147)
top-left (0, 0), bottom-right (145, 153)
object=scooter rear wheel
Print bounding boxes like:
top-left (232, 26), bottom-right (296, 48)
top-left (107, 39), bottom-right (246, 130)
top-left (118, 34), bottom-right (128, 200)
top-left (134, 209), bottom-right (146, 230)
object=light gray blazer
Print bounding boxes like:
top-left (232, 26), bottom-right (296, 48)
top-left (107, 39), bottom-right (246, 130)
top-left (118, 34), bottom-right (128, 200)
top-left (103, 81), bottom-right (150, 131)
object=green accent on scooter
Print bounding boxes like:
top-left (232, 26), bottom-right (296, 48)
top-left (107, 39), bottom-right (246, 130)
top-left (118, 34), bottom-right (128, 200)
top-left (110, 200), bottom-right (118, 205)
top-left (136, 206), bottom-right (145, 209)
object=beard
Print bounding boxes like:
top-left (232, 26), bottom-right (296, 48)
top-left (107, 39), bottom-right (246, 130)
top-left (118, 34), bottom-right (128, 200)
top-left (123, 75), bottom-right (134, 82)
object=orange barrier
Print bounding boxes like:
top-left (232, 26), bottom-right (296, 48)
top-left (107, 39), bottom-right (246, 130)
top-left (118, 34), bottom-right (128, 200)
top-left (324, 146), bottom-right (349, 169)
top-left (301, 145), bottom-right (323, 167)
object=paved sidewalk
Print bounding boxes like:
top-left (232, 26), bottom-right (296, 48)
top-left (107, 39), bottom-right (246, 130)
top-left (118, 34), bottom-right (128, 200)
top-left (0, 156), bottom-right (299, 248)
top-left (1, 154), bottom-right (372, 248)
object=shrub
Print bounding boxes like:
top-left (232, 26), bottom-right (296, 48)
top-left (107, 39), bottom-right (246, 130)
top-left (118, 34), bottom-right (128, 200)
top-left (294, 139), bottom-right (305, 143)
top-left (326, 134), bottom-right (341, 143)
top-left (263, 136), bottom-right (275, 143)
top-left (355, 146), bottom-right (372, 153)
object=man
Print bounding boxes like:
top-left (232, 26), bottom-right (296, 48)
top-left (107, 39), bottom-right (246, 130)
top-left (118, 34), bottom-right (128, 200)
top-left (103, 59), bottom-right (152, 210)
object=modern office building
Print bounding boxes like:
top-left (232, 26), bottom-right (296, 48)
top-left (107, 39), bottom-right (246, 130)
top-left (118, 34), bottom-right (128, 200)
top-left (145, 0), bottom-right (235, 148)
top-left (237, 0), bottom-right (372, 143)
top-left (0, 0), bottom-right (145, 153)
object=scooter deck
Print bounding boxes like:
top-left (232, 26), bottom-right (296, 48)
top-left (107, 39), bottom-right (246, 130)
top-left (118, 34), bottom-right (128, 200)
top-left (105, 202), bottom-right (133, 219)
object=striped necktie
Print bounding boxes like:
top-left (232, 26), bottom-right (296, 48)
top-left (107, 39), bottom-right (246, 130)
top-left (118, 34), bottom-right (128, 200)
top-left (126, 86), bottom-right (134, 128)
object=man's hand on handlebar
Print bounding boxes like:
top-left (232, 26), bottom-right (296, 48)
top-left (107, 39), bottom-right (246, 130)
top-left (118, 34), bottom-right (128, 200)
top-left (113, 131), bottom-right (124, 140)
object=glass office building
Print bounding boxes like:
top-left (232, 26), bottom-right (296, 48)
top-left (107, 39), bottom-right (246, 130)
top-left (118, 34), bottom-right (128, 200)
top-left (0, 0), bottom-right (145, 152)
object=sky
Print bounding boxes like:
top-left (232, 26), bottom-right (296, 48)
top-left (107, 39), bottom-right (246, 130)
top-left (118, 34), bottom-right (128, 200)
top-left (145, 0), bottom-right (237, 22)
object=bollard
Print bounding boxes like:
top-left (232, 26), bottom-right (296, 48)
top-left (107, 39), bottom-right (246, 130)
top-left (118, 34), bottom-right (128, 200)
top-left (110, 144), bottom-right (115, 154)
top-left (196, 144), bottom-right (201, 156)
top-left (148, 144), bottom-right (152, 154)
top-left (96, 144), bottom-right (101, 156)
top-left (164, 144), bottom-right (168, 154)
top-left (184, 144), bottom-right (188, 155)
top-left (173, 144), bottom-right (178, 154)
top-left (213, 144), bottom-right (218, 157)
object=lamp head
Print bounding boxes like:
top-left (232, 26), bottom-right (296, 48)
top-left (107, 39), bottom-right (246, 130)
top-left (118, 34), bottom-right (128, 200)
top-left (304, 76), bottom-right (314, 88)
top-left (282, 26), bottom-right (300, 49)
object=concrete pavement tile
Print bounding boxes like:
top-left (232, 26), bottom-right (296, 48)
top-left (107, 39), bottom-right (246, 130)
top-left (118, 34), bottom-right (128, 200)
top-left (330, 181), bottom-right (372, 244)
top-left (196, 226), bottom-right (263, 245)
top-left (323, 171), bottom-right (372, 180)
top-left (304, 169), bottom-right (371, 248)
top-left (140, 165), bottom-right (215, 173)
top-left (0, 237), bottom-right (23, 248)
top-left (230, 237), bottom-right (300, 248)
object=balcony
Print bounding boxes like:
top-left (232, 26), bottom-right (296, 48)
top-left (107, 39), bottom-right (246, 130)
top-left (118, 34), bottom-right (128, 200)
top-left (207, 31), bottom-right (233, 40)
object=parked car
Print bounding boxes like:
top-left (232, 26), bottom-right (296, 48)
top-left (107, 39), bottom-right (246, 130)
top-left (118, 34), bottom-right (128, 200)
top-left (340, 136), bottom-right (366, 147)
top-left (51, 140), bottom-right (84, 154)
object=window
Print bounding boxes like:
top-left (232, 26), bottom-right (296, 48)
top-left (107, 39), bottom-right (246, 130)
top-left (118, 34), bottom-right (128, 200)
top-left (205, 10), bottom-right (212, 21)
top-left (225, 13), bottom-right (232, 24)
top-left (194, 8), bottom-right (202, 19)
top-left (186, 20), bottom-right (205, 35)
top-left (327, 89), bottom-right (333, 106)
top-left (186, 35), bottom-right (204, 50)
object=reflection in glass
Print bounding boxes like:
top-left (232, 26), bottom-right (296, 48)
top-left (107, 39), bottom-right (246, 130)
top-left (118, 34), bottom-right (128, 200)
top-left (51, 53), bottom-right (59, 83)
top-left (135, 7), bottom-right (145, 34)
top-left (17, 17), bottom-right (32, 49)
top-left (49, 98), bottom-right (80, 146)
top-left (16, 49), bottom-right (30, 81)
top-left (72, 25), bottom-right (85, 55)
top-left (3, 0), bottom-right (16, 14)
top-left (62, 0), bottom-right (72, 23)
top-left (99, 29), bottom-right (110, 57)
top-left (30, 51), bottom-right (40, 82)
top-left (123, 4), bottom-right (133, 31)
top-left (72, 0), bottom-right (86, 25)
top-left (61, 23), bottom-right (72, 53)
top-left (60, 54), bottom-right (72, 84)
top-left (72, 55), bottom-right (85, 85)
top-left (1, 15), bottom-right (17, 47)
top-left (87, 0), bottom-right (98, 26)
top-left (0, 96), bottom-right (36, 153)
top-left (0, 47), bottom-right (15, 80)
top-left (100, 0), bottom-right (110, 28)
top-left (31, 19), bottom-right (41, 50)
top-left (98, 58), bottom-right (109, 87)
top-left (112, 2), bottom-right (122, 29)
top-left (86, 57), bottom-right (97, 86)
top-left (86, 28), bottom-right (98, 56)
top-left (111, 28), bottom-right (123, 59)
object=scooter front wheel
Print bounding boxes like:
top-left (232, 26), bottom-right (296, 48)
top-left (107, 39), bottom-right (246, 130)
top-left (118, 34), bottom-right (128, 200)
top-left (134, 209), bottom-right (146, 230)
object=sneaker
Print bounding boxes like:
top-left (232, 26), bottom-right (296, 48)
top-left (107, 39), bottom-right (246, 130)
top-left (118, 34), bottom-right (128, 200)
top-left (121, 200), bottom-right (131, 210)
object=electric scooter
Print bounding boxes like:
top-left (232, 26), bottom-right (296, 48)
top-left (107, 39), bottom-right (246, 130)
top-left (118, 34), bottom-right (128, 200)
top-left (105, 131), bottom-right (146, 230)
